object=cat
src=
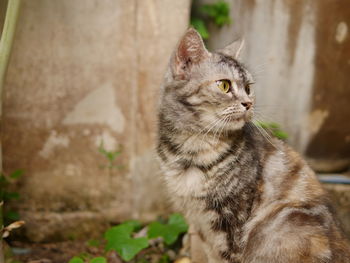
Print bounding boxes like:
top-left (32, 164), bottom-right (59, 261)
top-left (156, 28), bottom-right (350, 263)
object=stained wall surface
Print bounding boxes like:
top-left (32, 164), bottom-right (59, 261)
top-left (2, 0), bottom-right (190, 241)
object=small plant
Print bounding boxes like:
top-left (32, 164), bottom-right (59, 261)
top-left (190, 18), bottom-right (209, 40)
top-left (69, 213), bottom-right (188, 263)
top-left (200, 1), bottom-right (231, 27)
top-left (69, 256), bottom-right (106, 263)
top-left (1, 170), bottom-right (25, 242)
top-left (148, 214), bottom-right (188, 246)
top-left (98, 141), bottom-right (123, 175)
top-left (0, 169), bottom-right (23, 225)
top-left (105, 220), bottom-right (148, 261)
top-left (191, 0), bottom-right (231, 39)
top-left (255, 121), bottom-right (289, 140)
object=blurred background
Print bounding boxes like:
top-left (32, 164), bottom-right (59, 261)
top-left (0, 0), bottom-right (349, 261)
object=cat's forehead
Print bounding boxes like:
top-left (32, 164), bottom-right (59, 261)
top-left (203, 53), bottom-right (253, 83)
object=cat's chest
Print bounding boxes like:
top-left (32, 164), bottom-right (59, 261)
top-left (161, 138), bottom-right (232, 197)
top-left (163, 166), bottom-right (208, 198)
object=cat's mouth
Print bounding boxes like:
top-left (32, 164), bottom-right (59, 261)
top-left (222, 111), bottom-right (252, 124)
top-left (228, 117), bottom-right (243, 122)
top-left (222, 112), bottom-right (246, 121)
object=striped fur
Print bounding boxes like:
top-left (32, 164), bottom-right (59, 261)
top-left (157, 29), bottom-right (350, 263)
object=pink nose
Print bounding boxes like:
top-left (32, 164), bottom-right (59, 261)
top-left (241, 102), bottom-right (252, 110)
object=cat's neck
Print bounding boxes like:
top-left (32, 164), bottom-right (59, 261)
top-left (172, 124), bottom-right (246, 152)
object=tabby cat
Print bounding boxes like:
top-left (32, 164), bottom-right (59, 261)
top-left (156, 28), bottom-right (350, 263)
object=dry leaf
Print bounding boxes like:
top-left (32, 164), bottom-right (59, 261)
top-left (2, 220), bottom-right (25, 238)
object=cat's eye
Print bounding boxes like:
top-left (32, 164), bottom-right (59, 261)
top-left (216, 80), bottom-right (231, 93)
top-left (245, 84), bottom-right (253, 95)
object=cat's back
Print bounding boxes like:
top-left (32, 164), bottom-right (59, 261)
top-left (242, 130), bottom-right (350, 262)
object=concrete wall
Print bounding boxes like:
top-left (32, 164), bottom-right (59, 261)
top-left (2, 0), bottom-right (190, 241)
top-left (204, 0), bottom-right (350, 173)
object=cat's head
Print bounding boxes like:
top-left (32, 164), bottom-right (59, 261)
top-left (161, 28), bottom-right (254, 135)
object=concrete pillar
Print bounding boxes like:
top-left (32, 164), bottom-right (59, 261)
top-left (2, 0), bottom-right (190, 241)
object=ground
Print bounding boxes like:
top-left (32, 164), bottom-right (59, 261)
top-left (7, 240), bottom-right (116, 263)
top-left (6, 237), bottom-right (189, 263)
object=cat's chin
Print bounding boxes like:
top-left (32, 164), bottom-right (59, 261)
top-left (226, 118), bottom-right (246, 130)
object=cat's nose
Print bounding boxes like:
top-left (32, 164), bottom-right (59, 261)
top-left (241, 101), bottom-right (252, 110)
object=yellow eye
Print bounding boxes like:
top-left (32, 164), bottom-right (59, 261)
top-left (216, 80), bottom-right (231, 93)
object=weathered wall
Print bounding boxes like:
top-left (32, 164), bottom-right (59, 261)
top-left (2, 0), bottom-right (190, 241)
top-left (203, 0), bottom-right (350, 172)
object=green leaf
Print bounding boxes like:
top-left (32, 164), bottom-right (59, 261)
top-left (168, 213), bottom-right (188, 232)
top-left (148, 213), bottom-right (188, 245)
top-left (68, 257), bottom-right (84, 263)
top-left (215, 15), bottom-right (231, 27)
top-left (106, 152), bottom-right (115, 161)
top-left (200, 5), bottom-right (216, 17)
top-left (273, 130), bottom-right (289, 140)
top-left (104, 221), bottom-right (149, 261)
top-left (90, 257), bottom-right (107, 263)
top-left (10, 169), bottom-right (24, 179)
top-left (124, 220), bottom-right (142, 231)
top-left (148, 222), bottom-right (166, 239)
top-left (191, 18), bottom-right (209, 39)
top-left (254, 121), bottom-right (267, 129)
top-left (99, 141), bottom-right (122, 162)
top-left (99, 146), bottom-right (108, 155)
top-left (78, 253), bottom-right (93, 261)
top-left (121, 238), bottom-right (148, 261)
top-left (200, 1), bottom-right (231, 27)
top-left (269, 122), bottom-right (280, 129)
top-left (254, 121), bottom-right (289, 140)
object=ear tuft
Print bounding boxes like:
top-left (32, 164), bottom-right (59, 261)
top-left (219, 39), bottom-right (245, 59)
top-left (172, 28), bottom-right (210, 80)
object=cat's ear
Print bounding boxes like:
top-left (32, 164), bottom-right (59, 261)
top-left (171, 28), bottom-right (210, 80)
top-left (219, 39), bottom-right (245, 59)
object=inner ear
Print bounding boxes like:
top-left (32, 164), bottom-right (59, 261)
top-left (172, 28), bottom-right (210, 80)
top-left (218, 39), bottom-right (245, 59)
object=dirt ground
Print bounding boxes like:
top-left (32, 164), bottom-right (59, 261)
top-left (7, 238), bottom-right (187, 263)
top-left (7, 240), bottom-right (123, 263)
